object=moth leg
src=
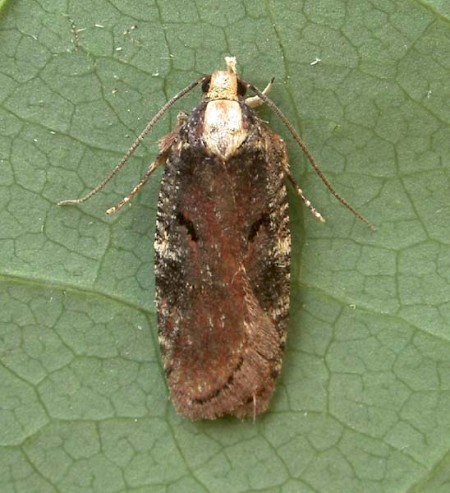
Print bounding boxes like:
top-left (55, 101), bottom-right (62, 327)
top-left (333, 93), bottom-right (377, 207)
top-left (58, 77), bottom-right (201, 208)
top-left (106, 151), bottom-right (167, 215)
top-left (245, 79), bottom-right (273, 108)
top-left (286, 171), bottom-right (326, 223)
top-left (158, 112), bottom-right (188, 151)
top-left (107, 114), bottom-right (186, 215)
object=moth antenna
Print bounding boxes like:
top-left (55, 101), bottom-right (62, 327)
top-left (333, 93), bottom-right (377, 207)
top-left (243, 80), bottom-right (374, 230)
top-left (58, 76), bottom-right (204, 206)
top-left (245, 78), bottom-right (274, 108)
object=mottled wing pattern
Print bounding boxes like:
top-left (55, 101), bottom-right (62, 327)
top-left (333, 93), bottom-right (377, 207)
top-left (154, 102), bottom-right (291, 419)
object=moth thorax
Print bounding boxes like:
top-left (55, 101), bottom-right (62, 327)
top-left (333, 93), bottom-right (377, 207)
top-left (203, 100), bottom-right (247, 159)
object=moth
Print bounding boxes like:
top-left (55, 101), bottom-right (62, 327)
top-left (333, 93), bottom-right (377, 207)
top-left (59, 57), bottom-right (370, 420)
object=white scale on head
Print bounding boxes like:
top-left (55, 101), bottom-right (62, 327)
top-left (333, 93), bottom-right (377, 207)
top-left (203, 57), bottom-right (247, 160)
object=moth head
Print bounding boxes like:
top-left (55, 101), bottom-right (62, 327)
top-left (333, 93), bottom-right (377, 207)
top-left (203, 56), bottom-right (247, 102)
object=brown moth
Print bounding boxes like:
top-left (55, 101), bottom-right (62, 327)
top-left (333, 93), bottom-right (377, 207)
top-left (59, 57), bottom-right (371, 420)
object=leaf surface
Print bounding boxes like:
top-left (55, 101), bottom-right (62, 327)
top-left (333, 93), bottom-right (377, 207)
top-left (1, 1), bottom-right (450, 492)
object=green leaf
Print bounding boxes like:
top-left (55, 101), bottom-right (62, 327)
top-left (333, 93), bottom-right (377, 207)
top-left (1, 0), bottom-right (450, 492)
